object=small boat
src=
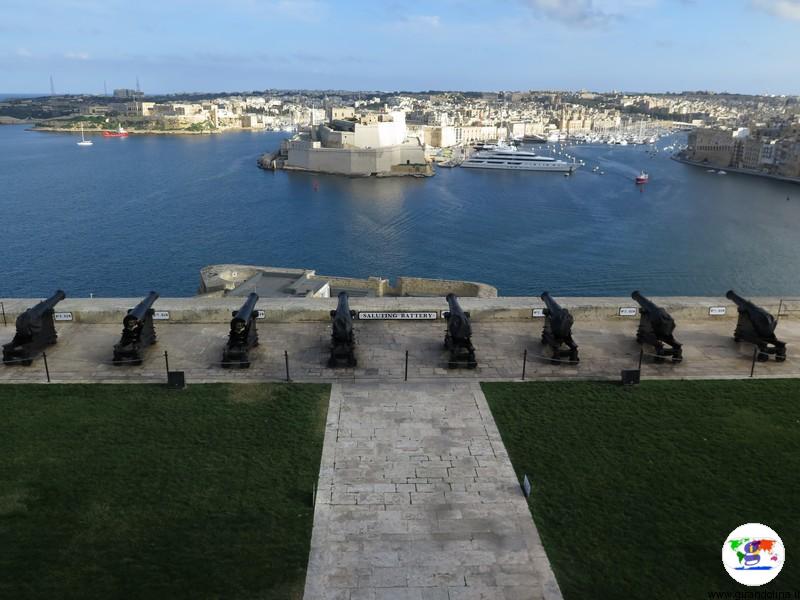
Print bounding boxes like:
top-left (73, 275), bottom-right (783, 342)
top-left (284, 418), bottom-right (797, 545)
top-left (717, 170), bottom-right (727, 175)
top-left (635, 171), bottom-right (649, 184)
top-left (77, 125), bottom-right (93, 146)
top-left (707, 169), bottom-right (716, 173)
top-left (102, 124), bottom-right (129, 137)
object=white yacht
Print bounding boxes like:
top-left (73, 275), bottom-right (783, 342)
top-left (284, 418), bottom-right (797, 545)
top-left (76, 124), bottom-right (93, 146)
top-left (461, 149), bottom-right (578, 172)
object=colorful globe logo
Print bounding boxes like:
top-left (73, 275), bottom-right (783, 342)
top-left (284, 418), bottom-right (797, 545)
top-left (722, 523), bottom-right (785, 586)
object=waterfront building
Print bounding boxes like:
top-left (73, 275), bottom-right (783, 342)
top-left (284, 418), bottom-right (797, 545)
top-left (282, 109), bottom-right (431, 177)
top-left (687, 128), bottom-right (734, 166)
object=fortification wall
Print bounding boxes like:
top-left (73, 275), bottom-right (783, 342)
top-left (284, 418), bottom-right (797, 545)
top-left (2, 297), bottom-right (797, 325)
top-left (285, 144), bottom-right (427, 176)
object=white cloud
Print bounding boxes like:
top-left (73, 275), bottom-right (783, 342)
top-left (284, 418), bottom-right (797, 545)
top-left (392, 14), bottom-right (441, 30)
top-left (408, 15), bottom-right (441, 27)
top-left (752, 0), bottom-right (800, 20)
top-left (15, 47), bottom-right (32, 57)
top-left (521, 0), bottom-right (656, 27)
top-left (65, 51), bottom-right (90, 60)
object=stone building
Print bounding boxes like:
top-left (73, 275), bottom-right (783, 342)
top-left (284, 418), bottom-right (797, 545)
top-left (282, 110), bottom-right (431, 177)
top-left (687, 128), bottom-right (734, 166)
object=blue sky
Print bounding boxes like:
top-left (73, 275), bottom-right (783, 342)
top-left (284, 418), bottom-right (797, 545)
top-left (2, 0), bottom-right (799, 94)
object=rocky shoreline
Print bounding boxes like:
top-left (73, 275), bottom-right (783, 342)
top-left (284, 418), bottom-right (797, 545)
top-left (29, 125), bottom-right (225, 136)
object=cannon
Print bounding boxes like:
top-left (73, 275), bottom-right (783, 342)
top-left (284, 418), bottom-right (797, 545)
top-left (222, 293), bottom-right (259, 368)
top-left (2, 290), bottom-right (66, 366)
top-left (112, 292), bottom-right (159, 365)
top-left (726, 290), bottom-right (785, 362)
top-left (632, 291), bottom-right (682, 363)
top-left (540, 292), bottom-right (579, 364)
top-left (443, 293), bottom-right (477, 369)
top-left (328, 291), bottom-right (357, 367)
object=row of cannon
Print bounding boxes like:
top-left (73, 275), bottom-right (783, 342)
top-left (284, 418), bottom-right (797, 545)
top-left (536, 289), bottom-right (786, 365)
top-left (1, 288), bottom-right (788, 369)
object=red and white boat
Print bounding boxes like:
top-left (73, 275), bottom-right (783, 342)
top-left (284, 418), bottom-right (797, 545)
top-left (635, 171), bottom-right (649, 184)
top-left (102, 124), bottom-right (129, 138)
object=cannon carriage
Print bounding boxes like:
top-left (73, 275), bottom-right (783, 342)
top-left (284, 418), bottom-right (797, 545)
top-left (443, 293), bottom-right (477, 369)
top-left (539, 292), bottom-right (579, 365)
top-left (2, 290), bottom-right (66, 366)
top-left (222, 293), bottom-right (259, 368)
top-left (328, 291), bottom-right (357, 368)
top-left (112, 292), bottom-right (159, 365)
top-left (632, 291), bottom-right (682, 363)
top-left (726, 290), bottom-right (786, 362)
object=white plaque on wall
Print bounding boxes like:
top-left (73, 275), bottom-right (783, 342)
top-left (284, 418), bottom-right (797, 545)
top-left (358, 311), bottom-right (438, 320)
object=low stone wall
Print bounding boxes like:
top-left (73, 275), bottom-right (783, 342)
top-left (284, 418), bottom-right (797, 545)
top-left (391, 277), bottom-right (497, 298)
top-left (2, 296), bottom-right (797, 325)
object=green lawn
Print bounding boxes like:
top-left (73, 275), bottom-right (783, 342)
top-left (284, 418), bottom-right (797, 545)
top-left (0, 383), bottom-right (330, 600)
top-left (483, 380), bottom-right (800, 599)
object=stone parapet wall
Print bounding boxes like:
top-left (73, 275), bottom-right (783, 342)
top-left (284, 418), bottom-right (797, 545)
top-left (391, 277), bottom-right (497, 298)
top-left (2, 297), bottom-right (797, 325)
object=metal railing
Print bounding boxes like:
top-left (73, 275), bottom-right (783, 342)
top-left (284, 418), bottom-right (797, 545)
top-left (1, 339), bottom-right (793, 385)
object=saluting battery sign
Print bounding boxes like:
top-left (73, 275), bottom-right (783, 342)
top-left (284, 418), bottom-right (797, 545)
top-left (358, 312), bottom-right (438, 320)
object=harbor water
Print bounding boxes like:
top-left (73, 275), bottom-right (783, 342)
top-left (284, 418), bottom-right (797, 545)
top-left (1, 124), bottom-right (799, 298)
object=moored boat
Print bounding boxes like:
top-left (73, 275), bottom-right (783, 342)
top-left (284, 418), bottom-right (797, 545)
top-left (461, 149), bottom-right (578, 172)
top-left (102, 124), bottom-right (129, 137)
top-left (76, 124), bottom-right (93, 146)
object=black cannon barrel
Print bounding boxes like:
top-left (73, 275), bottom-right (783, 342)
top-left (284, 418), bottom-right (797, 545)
top-left (726, 290), bottom-right (747, 307)
top-left (540, 291), bottom-right (562, 313)
top-left (27, 290), bottom-right (66, 320)
top-left (336, 291), bottom-right (351, 313)
top-left (232, 292), bottom-right (259, 326)
top-left (124, 291), bottom-right (159, 326)
top-left (631, 290), bottom-right (658, 312)
top-left (446, 293), bottom-right (464, 314)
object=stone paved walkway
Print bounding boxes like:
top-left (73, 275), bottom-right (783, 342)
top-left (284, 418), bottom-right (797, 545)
top-left (303, 382), bottom-right (562, 600)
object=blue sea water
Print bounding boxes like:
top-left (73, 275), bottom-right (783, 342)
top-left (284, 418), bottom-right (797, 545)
top-left (1, 124), bottom-right (799, 298)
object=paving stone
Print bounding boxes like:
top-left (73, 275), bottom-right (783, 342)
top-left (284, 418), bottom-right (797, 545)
top-left (303, 382), bottom-right (562, 600)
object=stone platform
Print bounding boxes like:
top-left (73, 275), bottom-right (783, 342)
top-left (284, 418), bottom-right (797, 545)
top-left (1, 318), bottom-right (797, 383)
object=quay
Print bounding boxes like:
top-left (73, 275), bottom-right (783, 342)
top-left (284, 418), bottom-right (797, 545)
top-left (672, 154), bottom-right (800, 186)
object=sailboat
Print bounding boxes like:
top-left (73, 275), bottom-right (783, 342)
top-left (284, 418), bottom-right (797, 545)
top-left (77, 124), bottom-right (93, 146)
